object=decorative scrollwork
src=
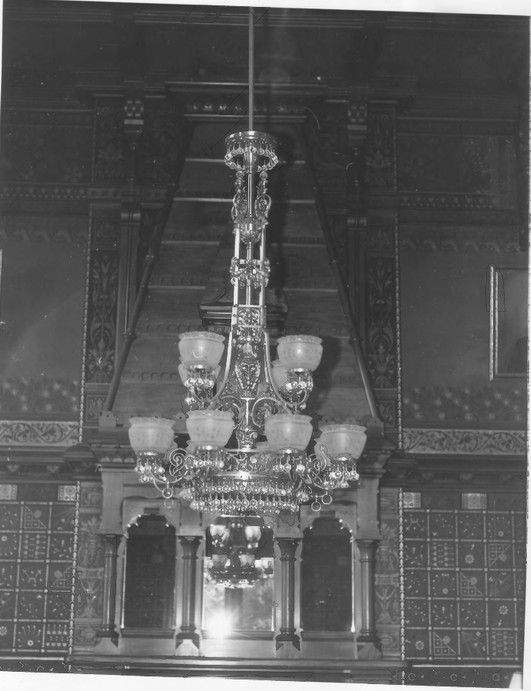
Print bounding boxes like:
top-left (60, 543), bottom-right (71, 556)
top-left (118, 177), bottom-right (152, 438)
top-left (230, 257), bottom-right (270, 287)
top-left (250, 395), bottom-right (284, 429)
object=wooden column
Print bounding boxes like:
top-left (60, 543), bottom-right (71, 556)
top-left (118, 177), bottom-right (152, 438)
top-left (97, 534), bottom-right (121, 643)
top-left (176, 536), bottom-right (201, 651)
top-left (275, 537), bottom-right (300, 652)
top-left (356, 538), bottom-right (378, 645)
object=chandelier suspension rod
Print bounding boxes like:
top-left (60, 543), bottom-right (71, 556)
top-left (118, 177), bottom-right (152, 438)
top-left (248, 6), bottom-right (254, 131)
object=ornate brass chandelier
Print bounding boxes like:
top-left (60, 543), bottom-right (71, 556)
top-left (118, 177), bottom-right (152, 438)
top-left (127, 9), bottom-right (367, 518)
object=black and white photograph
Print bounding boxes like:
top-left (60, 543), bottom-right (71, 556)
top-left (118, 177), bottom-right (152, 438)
top-left (0, 1), bottom-right (528, 690)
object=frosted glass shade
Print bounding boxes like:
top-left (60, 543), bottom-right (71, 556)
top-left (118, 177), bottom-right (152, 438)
top-left (128, 417), bottom-right (175, 455)
top-left (209, 523), bottom-right (228, 539)
top-left (317, 423), bottom-right (367, 460)
top-left (178, 331), bottom-right (225, 369)
top-left (239, 554), bottom-right (255, 567)
top-left (211, 554), bottom-right (228, 569)
top-left (186, 409), bottom-right (234, 448)
top-left (264, 413), bottom-right (313, 451)
top-left (244, 525), bottom-right (261, 543)
top-left (271, 360), bottom-right (289, 389)
top-left (277, 335), bottom-right (323, 371)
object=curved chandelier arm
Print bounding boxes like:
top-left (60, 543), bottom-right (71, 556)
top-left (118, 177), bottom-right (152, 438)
top-left (250, 393), bottom-right (288, 429)
top-left (134, 451), bottom-right (184, 501)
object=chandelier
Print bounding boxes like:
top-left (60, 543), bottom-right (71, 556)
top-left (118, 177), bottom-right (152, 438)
top-left (127, 9), bottom-right (367, 518)
top-left (206, 516), bottom-right (274, 589)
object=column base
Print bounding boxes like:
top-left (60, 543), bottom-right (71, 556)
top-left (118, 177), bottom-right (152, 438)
top-left (175, 637), bottom-right (201, 657)
top-left (94, 635), bottom-right (118, 653)
top-left (357, 640), bottom-right (382, 660)
top-left (275, 631), bottom-right (301, 653)
top-left (176, 630), bottom-right (200, 656)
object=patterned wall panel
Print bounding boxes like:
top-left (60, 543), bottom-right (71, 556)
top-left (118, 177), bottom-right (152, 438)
top-left (402, 385), bottom-right (527, 428)
top-left (366, 107), bottom-right (397, 191)
top-left (72, 482), bottom-right (104, 651)
top-left (402, 489), bottom-right (525, 663)
top-left (0, 234), bottom-right (87, 422)
top-left (397, 134), bottom-right (517, 210)
top-left (0, 482), bottom-right (77, 655)
top-left (375, 487), bottom-right (401, 658)
top-left (365, 225), bottom-right (399, 433)
top-left (82, 216), bottom-right (120, 425)
top-left (0, 110), bottom-right (92, 184)
top-left (93, 104), bottom-right (125, 184)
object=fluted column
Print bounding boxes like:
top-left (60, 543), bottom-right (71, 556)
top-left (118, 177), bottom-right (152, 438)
top-left (177, 536), bottom-right (201, 650)
top-left (275, 537), bottom-right (300, 651)
top-left (356, 538), bottom-right (378, 644)
top-left (97, 534), bottom-right (121, 643)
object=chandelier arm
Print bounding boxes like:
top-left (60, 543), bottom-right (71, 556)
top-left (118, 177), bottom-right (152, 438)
top-left (250, 394), bottom-right (288, 429)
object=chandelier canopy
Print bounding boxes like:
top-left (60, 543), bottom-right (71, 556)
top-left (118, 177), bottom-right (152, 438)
top-left (127, 10), bottom-right (367, 519)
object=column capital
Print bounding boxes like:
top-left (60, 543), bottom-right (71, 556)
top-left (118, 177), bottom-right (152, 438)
top-left (276, 537), bottom-right (300, 560)
top-left (179, 535), bottom-right (201, 558)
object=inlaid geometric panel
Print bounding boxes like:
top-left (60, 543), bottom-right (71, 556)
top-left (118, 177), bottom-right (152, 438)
top-left (402, 490), bottom-right (525, 663)
top-left (0, 486), bottom-right (78, 654)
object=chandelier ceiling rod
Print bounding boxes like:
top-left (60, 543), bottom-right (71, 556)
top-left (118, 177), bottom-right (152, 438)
top-left (248, 7), bottom-right (254, 131)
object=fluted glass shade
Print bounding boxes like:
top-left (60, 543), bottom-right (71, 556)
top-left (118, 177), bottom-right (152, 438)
top-left (264, 413), bottom-right (313, 451)
top-left (128, 417), bottom-right (175, 456)
top-left (277, 335), bottom-right (323, 371)
top-left (178, 331), bottom-right (225, 369)
top-left (186, 409), bottom-right (234, 448)
top-left (317, 423), bottom-right (367, 460)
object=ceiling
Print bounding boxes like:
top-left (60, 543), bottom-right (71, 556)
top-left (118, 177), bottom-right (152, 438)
top-left (1, 1), bottom-right (529, 118)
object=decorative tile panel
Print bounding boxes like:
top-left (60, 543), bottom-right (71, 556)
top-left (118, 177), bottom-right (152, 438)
top-left (402, 490), bottom-right (525, 662)
top-left (0, 485), bottom-right (17, 500)
top-left (0, 484), bottom-right (78, 654)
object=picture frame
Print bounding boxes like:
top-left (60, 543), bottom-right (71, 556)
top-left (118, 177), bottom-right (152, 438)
top-left (489, 265), bottom-right (528, 379)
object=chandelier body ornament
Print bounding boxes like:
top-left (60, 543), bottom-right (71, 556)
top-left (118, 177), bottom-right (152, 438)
top-left (128, 130), bottom-right (367, 519)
